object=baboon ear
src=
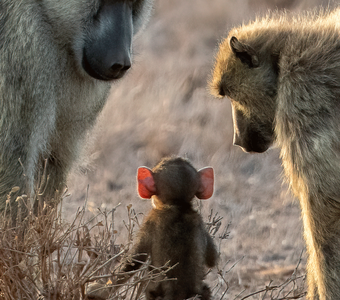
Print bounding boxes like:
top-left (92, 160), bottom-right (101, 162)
top-left (230, 36), bottom-right (259, 68)
top-left (137, 167), bottom-right (156, 199)
top-left (196, 167), bottom-right (214, 200)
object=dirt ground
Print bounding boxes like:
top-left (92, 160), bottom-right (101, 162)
top-left (64, 0), bottom-right (335, 298)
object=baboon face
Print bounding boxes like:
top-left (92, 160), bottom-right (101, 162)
top-left (210, 36), bottom-right (279, 153)
top-left (41, 0), bottom-right (153, 81)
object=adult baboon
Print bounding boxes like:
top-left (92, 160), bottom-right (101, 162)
top-left (0, 0), bottom-right (153, 210)
top-left (210, 8), bottom-right (340, 300)
top-left (116, 157), bottom-right (218, 300)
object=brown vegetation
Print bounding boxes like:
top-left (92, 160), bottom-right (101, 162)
top-left (0, 194), bottom-right (306, 299)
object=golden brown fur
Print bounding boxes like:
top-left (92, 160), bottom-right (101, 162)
top-left (210, 8), bottom-right (340, 300)
top-left (117, 157), bottom-right (218, 300)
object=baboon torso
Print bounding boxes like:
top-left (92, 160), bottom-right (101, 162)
top-left (211, 8), bottom-right (340, 300)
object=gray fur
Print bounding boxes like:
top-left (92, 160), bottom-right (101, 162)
top-left (0, 0), bottom-right (153, 210)
top-left (211, 8), bottom-right (340, 300)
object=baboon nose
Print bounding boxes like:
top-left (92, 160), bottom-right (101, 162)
top-left (110, 61), bottom-right (131, 79)
top-left (82, 51), bottom-right (132, 81)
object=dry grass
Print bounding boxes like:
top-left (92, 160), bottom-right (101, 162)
top-left (0, 193), bottom-right (305, 300)
top-left (0, 191), bottom-right (175, 300)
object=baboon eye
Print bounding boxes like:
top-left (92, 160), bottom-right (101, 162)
top-left (218, 84), bottom-right (226, 97)
top-left (218, 83), bottom-right (231, 97)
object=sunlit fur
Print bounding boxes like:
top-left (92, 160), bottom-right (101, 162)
top-left (211, 8), bottom-right (340, 300)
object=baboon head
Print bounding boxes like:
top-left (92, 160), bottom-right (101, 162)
top-left (136, 157), bottom-right (214, 208)
top-left (210, 36), bottom-right (279, 153)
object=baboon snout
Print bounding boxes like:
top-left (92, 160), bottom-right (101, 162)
top-left (82, 39), bottom-right (132, 81)
top-left (82, 1), bottom-right (133, 81)
top-left (231, 107), bottom-right (274, 153)
top-left (233, 129), bottom-right (271, 153)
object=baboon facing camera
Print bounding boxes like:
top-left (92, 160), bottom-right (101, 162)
top-left (0, 0), bottom-right (153, 211)
top-left (116, 157), bottom-right (218, 300)
top-left (210, 8), bottom-right (340, 300)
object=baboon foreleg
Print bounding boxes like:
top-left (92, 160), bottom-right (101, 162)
top-left (37, 129), bottom-right (85, 206)
top-left (301, 195), bottom-right (340, 300)
top-left (0, 162), bottom-right (26, 224)
top-left (303, 216), bottom-right (322, 300)
top-left (35, 153), bottom-right (67, 210)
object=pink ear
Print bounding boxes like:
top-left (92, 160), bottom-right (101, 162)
top-left (196, 167), bottom-right (214, 200)
top-left (137, 167), bottom-right (156, 199)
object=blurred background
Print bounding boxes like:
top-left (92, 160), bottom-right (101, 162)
top-left (65, 0), bottom-right (335, 297)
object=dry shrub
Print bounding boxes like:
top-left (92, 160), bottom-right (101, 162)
top-left (0, 188), bottom-right (172, 300)
top-left (233, 258), bottom-right (306, 300)
top-left (0, 182), bottom-right (304, 300)
top-left (205, 211), bottom-right (306, 300)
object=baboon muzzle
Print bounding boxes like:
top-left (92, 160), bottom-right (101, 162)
top-left (82, 1), bottom-right (133, 81)
top-left (233, 130), bottom-right (271, 153)
top-left (232, 108), bottom-right (273, 153)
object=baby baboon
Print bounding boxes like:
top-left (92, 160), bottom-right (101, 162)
top-left (117, 157), bottom-right (218, 300)
top-left (210, 8), bottom-right (340, 300)
top-left (0, 0), bottom-right (153, 211)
